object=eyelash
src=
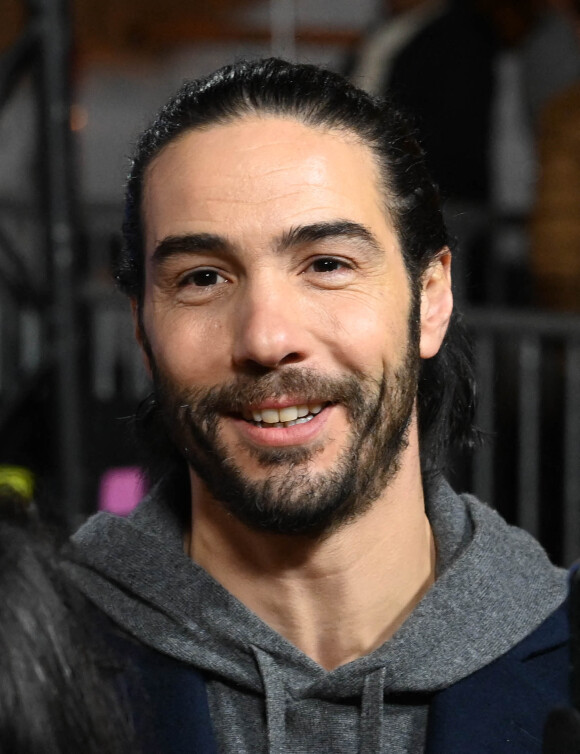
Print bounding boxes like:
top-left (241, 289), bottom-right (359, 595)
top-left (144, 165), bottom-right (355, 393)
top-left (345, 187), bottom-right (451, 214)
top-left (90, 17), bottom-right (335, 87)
top-left (307, 256), bottom-right (352, 274)
top-left (178, 268), bottom-right (228, 288)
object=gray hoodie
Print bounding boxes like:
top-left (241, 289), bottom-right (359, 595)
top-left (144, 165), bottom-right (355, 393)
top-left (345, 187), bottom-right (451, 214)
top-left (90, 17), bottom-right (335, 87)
top-left (65, 478), bottom-right (566, 753)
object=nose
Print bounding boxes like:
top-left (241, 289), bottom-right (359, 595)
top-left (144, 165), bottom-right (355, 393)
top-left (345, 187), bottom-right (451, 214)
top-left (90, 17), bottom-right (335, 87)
top-left (232, 282), bottom-right (309, 371)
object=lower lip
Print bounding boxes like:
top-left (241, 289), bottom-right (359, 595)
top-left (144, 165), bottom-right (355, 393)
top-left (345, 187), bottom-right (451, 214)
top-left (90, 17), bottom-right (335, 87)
top-left (229, 407), bottom-right (332, 447)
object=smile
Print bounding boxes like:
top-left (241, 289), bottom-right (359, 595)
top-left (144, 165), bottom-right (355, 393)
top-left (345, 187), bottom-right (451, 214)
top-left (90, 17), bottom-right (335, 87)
top-left (242, 403), bottom-right (326, 428)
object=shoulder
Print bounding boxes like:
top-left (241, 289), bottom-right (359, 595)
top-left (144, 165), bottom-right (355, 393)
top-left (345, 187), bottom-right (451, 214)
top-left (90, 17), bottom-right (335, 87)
top-left (427, 602), bottom-right (570, 753)
top-left (424, 482), bottom-right (567, 678)
top-left (100, 617), bottom-right (218, 754)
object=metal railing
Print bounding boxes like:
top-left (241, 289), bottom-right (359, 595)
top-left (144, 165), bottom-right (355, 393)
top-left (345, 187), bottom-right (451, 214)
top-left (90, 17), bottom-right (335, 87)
top-left (463, 307), bottom-right (580, 565)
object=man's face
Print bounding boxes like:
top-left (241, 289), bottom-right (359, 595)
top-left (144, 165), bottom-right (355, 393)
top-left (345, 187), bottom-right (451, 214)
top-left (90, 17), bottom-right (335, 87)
top-left (139, 117), bottom-right (442, 535)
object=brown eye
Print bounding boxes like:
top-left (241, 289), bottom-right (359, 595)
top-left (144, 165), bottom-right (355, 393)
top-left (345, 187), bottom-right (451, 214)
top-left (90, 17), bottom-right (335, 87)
top-left (183, 269), bottom-right (227, 287)
top-left (311, 258), bottom-right (344, 273)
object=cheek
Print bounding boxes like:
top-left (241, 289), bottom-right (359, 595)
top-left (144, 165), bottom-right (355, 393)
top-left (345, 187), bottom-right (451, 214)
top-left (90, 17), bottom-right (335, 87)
top-left (320, 293), bottom-right (408, 374)
top-left (145, 308), bottom-right (232, 386)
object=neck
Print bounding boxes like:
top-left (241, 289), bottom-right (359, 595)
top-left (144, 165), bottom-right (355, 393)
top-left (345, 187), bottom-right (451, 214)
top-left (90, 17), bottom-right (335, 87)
top-left (188, 435), bottom-right (435, 670)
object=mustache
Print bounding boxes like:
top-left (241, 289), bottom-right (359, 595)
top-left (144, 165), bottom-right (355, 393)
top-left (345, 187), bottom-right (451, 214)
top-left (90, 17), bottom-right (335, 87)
top-left (154, 367), bottom-right (377, 421)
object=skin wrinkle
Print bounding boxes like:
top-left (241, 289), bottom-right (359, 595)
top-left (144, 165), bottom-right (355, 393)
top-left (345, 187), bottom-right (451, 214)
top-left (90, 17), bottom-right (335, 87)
top-left (144, 125), bottom-right (387, 227)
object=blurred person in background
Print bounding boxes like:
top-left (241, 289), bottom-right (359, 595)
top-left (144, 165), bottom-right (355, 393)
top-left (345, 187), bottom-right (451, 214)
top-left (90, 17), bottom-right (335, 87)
top-left (473, 0), bottom-right (580, 306)
top-left (0, 491), bottom-right (137, 754)
top-left (531, 0), bottom-right (580, 311)
top-left (519, 0), bottom-right (580, 125)
top-left (348, 0), bottom-right (496, 303)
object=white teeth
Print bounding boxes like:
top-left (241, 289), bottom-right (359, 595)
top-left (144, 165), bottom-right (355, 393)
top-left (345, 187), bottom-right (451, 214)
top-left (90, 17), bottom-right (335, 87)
top-left (246, 403), bottom-right (326, 426)
top-left (279, 406), bottom-right (298, 422)
top-left (261, 408), bottom-right (280, 424)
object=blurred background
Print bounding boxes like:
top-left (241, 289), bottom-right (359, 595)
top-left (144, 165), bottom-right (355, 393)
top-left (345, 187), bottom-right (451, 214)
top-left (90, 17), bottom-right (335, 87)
top-left (0, 0), bottom-right (579, 563)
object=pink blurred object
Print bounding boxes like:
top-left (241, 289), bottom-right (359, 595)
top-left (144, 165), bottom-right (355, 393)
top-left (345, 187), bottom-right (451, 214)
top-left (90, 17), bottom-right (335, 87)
top-left (98, 467), bottom-right (146, 516)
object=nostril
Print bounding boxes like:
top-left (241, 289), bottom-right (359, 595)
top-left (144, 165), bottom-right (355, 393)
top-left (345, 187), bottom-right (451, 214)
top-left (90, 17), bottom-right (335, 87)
top-left (237, 360), bottom-right (280, 377)
top-left (235, 349), bottom-right (306, 372)
top-left (277, 352), bottom-right (302, 366)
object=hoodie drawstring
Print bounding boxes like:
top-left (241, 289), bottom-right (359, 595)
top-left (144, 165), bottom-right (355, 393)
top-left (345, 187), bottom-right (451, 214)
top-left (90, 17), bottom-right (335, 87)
top-left (253, 646), bottom-right (287, 754)
top-left (254, 645), bottom-right (387, 753)
top-left (360, 666), bottom-right (386, 753)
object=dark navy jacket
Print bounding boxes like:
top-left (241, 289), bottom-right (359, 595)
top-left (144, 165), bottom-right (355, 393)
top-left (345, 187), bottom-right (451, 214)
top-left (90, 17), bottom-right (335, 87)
top-left (120, 602), bottom-right (569, 753)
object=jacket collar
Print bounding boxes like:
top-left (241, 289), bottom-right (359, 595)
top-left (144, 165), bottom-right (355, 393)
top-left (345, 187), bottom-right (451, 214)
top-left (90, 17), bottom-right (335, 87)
top-left (426, 602), bottom-right (570, 753)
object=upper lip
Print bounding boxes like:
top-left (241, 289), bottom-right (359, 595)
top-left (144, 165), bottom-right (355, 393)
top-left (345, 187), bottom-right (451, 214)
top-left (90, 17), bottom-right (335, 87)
top-left (244, 398), bottom-right (326, 412)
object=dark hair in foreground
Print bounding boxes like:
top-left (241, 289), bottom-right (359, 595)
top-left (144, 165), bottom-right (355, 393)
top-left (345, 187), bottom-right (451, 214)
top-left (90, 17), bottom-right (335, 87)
top-left (117, 57), bottom-right (478, 478)
top-left (0, 494), bottom-right (136, 754)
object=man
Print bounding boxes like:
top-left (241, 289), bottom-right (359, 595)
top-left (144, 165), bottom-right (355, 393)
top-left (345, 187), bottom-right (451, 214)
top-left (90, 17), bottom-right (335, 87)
top-left (65, 59), bottom-right (568, 753)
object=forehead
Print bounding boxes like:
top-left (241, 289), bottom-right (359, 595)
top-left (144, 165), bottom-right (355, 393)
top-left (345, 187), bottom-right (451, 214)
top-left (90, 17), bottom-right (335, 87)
top-left (142, 116), bottom-right (394, 255)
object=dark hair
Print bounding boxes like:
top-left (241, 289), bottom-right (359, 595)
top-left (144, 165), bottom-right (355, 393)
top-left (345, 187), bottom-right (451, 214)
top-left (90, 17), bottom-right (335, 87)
top-left (119, 57), bottom-right (478, 474)
top-left (119, 57), bottom-right (448, 300)
top-left (0, 496), bottom-right (137, 753)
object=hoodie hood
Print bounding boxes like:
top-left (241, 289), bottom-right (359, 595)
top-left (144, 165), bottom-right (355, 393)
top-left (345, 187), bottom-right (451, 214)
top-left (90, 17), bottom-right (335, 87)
top-left (64, 478), bottom-right (566, 752)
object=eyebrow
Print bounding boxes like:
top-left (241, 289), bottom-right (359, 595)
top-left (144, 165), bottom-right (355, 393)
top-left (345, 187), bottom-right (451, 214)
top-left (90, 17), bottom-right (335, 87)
top-left (151, 219), bottom-right (383, 266)
top-left (152, 233), bottom-right (234, 265)
top-left (277, 220), bottom-right (383, 256)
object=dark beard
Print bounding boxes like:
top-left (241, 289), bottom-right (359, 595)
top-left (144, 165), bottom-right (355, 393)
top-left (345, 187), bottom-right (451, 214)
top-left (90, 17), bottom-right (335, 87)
top-left (150, 331), bottom-right (420, 538)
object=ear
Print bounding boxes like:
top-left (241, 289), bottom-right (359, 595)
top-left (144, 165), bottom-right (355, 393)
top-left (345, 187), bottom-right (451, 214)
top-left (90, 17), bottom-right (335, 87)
top-left (419, 248), bottom-right (453, 359)
top-left (131, 298), bottom-right (153, 378)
